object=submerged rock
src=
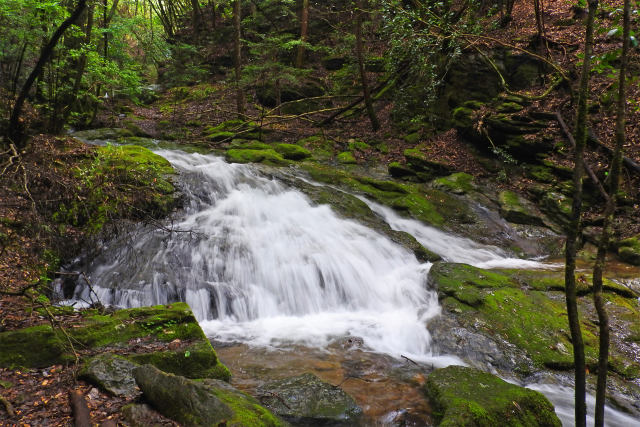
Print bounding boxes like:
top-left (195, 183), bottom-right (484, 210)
top-left (79, 353), bottom-right (139, 397)
top-left (134, 364), bottom-right (282, 426)
top-left (257, 372), bottom-right (362, 425)
top-left (425, 365), bottom-right (561, 426)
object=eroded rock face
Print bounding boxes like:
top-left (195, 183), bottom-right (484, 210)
top-left (79, 354), bottom-right (139, 397)
top-left (133, 364), bottom-right (283, 427)
top-left (424, 366), bottom-right (561, 426)
top-left (257, 372), bottom-right (362, 425)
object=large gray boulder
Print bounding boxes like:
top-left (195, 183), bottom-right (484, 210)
top-left (257, 373), bottom-right (362, 425)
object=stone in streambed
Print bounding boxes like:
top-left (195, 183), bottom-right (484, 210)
top-left (134, 364), bottom-right (282, 426)
top-left (617, 235), bottom-right (640, 266)
top-left (257, 373), bottom-right (362, 425)
top-left (424, 365), bottom-right (561, 426)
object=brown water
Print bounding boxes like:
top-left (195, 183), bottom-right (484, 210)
top-left (215, 340), bottom-right (435, 426)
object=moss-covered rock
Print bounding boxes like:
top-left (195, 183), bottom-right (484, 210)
top-left (134, 364), bottom-right (283, 427)
top-left (0, 303), bottom-right (229, 380)
top-left (337, 151), bottom-right (357, 164)
top-left (433, 173), bottom-right (475, 195)
top-left (498, 190), bottom-right (545, 226)
top-left (428, 263), bottom-right (598, 370)
top-left (404, 149), bottom-right (452, 179)
top-left (257, 373), bottom-right (362, 425)
top-left (617, 235), bottom-right (640, 265)
top-left (425, 365), bottom-right (561, 426)
top-left (72, 128), bottom-right (135, 141)
top-left (274, 143), bottom-right (311, 160)
top-left (388, 161), bottom-right (416, 178)
top-left (403, 132), bottom-right (421, 144)
top-left (225, 149), bottom-right (289, 166)
top-left (229, 141), bottom-right (272, 150)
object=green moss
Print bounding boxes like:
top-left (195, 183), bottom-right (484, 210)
top-left (337, 151), bottom-right (357, 164)
top-left (433, 173), bottom-right (474, 194)
top-left (0, 325), bottom-right (71, 368)
top-left (498, 190), bottom-right (544, 226)
top-left (130, 341), bottom-right (230, 381)
top-left (225, 149), bottom-right (289, 166)
top-left (55, 145), bottom-right (176, 233)
top-left (617, 235), bottom-right (640, 265)
top-left (347, 140), bottom-right (370, 151)
top-left (229, 141), bottom-right (272, 150)
top-left (425, 366), bottom-right (561, 427)
top-left (274, 143), bottom-right (312, 160)
top-left (497, 102), bottom-right (524, 113)
top-left (207, 131), bottom-right (235, 142)
top-left (452, 107), bottom-right (475, 129)
top-left (209, 383), bottom-right (285, 426)
top-left (430, 264), bottom-right (600, 369)
top-left (403, 132), bottom-right (421, 144)
top-left (527, 165), bottom-right (556, 183)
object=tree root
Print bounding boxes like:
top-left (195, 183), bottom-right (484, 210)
top-left (0, 393), bottom-right (15, 418)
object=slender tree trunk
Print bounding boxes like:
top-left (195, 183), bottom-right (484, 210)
top-left (355, 0), bottom-right (379, 131)
top-left (63, 2), bottom-right (95, 125)
top-left (592, 0), bottom-right (629, 425)
top-left (565, 1), bottom-right (598, 426)
top-left (4, 0), bottom-right (88, 148)
top-left (190, 0), bottom-right (202, 37)
top-left (233, 0), bottom-right (245, 116)
top-left (295, 0), bottom-right (309, 68)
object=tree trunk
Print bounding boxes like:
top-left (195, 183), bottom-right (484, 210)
top-left (564, 1), bottom-right (598, 426)
top-left (355, 0), bottom-right (379, 131)
top-left (592, 0), bottom-right (629, 425)
top-left (295, 0), bottom-right (309, 68)
top-left (4, 0), bottom-right (88, 149)
top-left (233, 0), bottom-right (245, 116)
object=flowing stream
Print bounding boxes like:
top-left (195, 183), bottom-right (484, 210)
top-left (67, 148), bottom-right (637, 426)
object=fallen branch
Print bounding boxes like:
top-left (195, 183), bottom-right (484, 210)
top-left (587, 130), bottom-right (640, 177)
top-left (0, 394), bottom-right (15, 418)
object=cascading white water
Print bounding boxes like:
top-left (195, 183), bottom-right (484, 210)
top-left (72, 150), bottom-right (458, 363)
top-left (364, 199), bottom-right (556, 270)
top-left (69, 148), bottom-right (638, 425)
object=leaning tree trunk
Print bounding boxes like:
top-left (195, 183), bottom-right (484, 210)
top-left (355, 0), bottom-right (379, 131)
top-left (564, 1), bottom-right (598, 426)
top-left (5, 0), bottom-right (88, 149)
top-left (592, 0), bottom-right (629, 425)
top-left (233, 0), bottom-right (245, 117)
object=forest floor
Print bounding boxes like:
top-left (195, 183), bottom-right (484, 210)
top-left (1, 0), bottom-right (640, 424)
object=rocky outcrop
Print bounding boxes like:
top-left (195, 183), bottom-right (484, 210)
top-left (618, 235), bottom-right (640, 265)
top-left (257, 373), bottom-right (362, 425)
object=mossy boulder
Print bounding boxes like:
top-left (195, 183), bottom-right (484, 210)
top-left (403, 132), bottom-right (421, 144)
top-left (72, 128), bottom-right (134, 141)
top-left (425, 365), bottom-right (561, 426)
top-left (274, 143), bottom-right (311, 160)
top-left (428, 263), bottom-right (599, 370)
top-left (433, 173), bottom-right (475, 195)
top-left (225, 149), bottom-right (289, 166)
top-left (403, 148), bottom-right (452, 180)
top-left (498, 190), bottom-right (545, 226)
top-left (229, 140), bottom-right (272, 150)
top-left (257, 373), bottom-right (362, 425)
top-left (617, 235), bottom-right (640, 265)
top-left (134, 364), bottom-right (283, 426)
top-left (0, 303), bottom-right (229, 380)
top-left (337, 151), bottom-right (357, 164)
